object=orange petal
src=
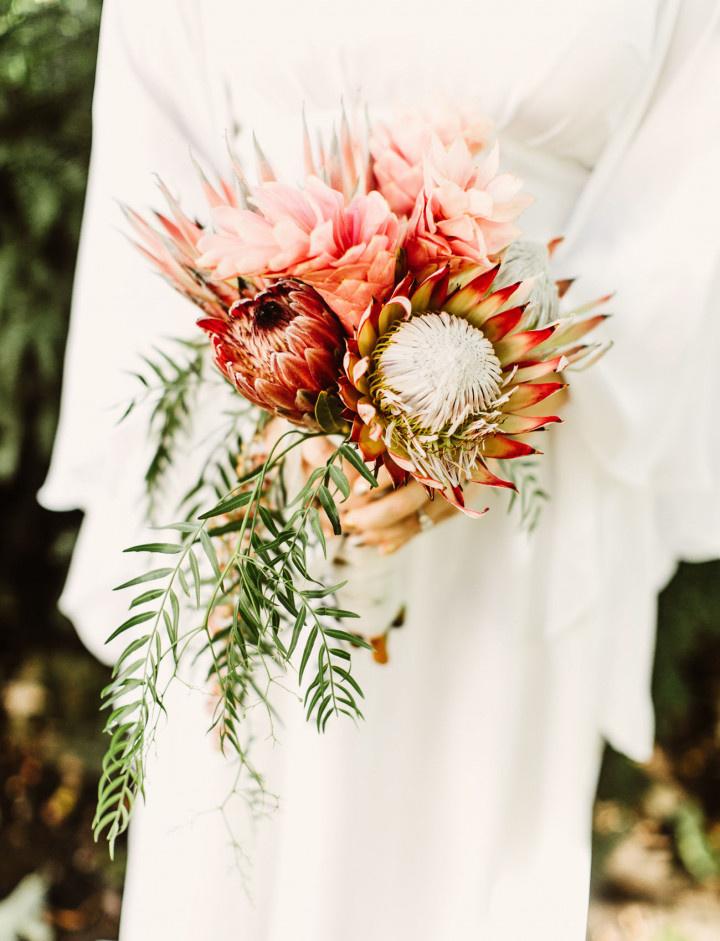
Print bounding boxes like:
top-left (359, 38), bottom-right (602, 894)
top-left (338, 378), bottom-right (362, 410)
top-left (370, 634), bottom-right (389, 665)
top-left (358, 422), bottom-right (386, 459)
top-left (556, 278), bottom-right (575, 298)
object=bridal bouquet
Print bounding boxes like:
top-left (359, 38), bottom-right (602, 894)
top-left (95, 107), bottom-right (610, 851)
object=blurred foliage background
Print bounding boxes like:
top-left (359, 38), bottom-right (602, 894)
top-left (0, 1), bottom-right (718, 938)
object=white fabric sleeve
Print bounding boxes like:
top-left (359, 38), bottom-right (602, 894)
top-left (545, 3), bottom-right (720, 758)
top-left (39, 0), bottom-right (223, 662)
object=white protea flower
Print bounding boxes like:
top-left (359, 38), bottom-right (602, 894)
top-left (340, 262), bottom-right (610, 514)
top-left (367, 312), bottom-right (511, 487)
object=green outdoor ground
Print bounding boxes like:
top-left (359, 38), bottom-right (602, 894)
top-left (0, 2), bottom-right (718, 938)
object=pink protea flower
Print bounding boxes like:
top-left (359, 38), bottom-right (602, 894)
top-left (197, 176), bottom-right (402, 333)
top-left (124, 177), bottom-right (242, 317)
top-left (370, 107), bottom-right (494, 216)
top-left (406, 137), bottom-right (532, 273)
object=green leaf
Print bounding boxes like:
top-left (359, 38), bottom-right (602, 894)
top-left (299, 624), bottom-right (318, 683)
top-left (305, 683), bottom-right (325, 720)
top-left (309, 507), bottom-right (327, 556)
top-left (199, 490), bottom-right (253, 519)
top-left (114, 635), bottom-right (150, 664)
top-left (329, 464), bottom-right (350, 500)
top-left (199, 529), bottom-right (222, 578)
top-left (129, 588), bottom-right (165, 608)
top-left (314, 391), bottom-right (349, 434)
top-left (316, 607), bottom-right (361, 620)
top-left (317, 485), bottom-right (341, 535)
top-left (105, 610), bottom-right (157, 644)
top-left (188, 549), bottom-right (202, 607)
top-left (339, 444), bottom-right (378, 487)
top-left (114, 568), bottom-right (174, 591)
top-left (124, 542), bottom-right (182, 555)
top-left (288, 607), bottom-right (307, 658)
top-left (323, 627), bottom-right (370, 647)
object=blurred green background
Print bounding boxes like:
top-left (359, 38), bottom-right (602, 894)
top-left (0, 1), bottom-right (718, 938)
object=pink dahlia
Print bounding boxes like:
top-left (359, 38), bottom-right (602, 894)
top-left (370, 107), bottom-right (493, 216)
top-left (197, 176), bottom-right (401, 333)
top-left (406, 137), bottom-right (532, 273)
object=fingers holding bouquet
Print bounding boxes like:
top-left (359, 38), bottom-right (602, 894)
top-left (341, 481), bottom-right (456, 555)
top-left (301, 437), bottom-right (455, 554)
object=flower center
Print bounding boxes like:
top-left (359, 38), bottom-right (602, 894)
top-left (373, 311), bottom-right (503, 435)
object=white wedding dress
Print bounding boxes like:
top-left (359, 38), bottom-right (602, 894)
top-left (40, 1), bottom-right (720, 938)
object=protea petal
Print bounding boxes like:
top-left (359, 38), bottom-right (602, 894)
top-left (565, 292), bottom-right (614, 317)
top-left (481, 305), bottom-right (525, 343)
top-left (442, 264), bottom-right (500, 315)
top-left (444, 485), bottom-right (489, 518)
top-left (358, 422), bottom-right (387, 459)
top-left (338, 378), bottom-right (362, 410)
top-left (460, 282), bottom-right (525, 330)
top-left (378, 298), bottom-right (412, 336)
top-left (472, 461), bottom-right (517, 491)
top-left (504, 381), bottom-right (566, 412)
top-left (481, 434), bottom-right (538, 459)
top-left (410, 264), bottom-right (450, 311)
top-left (494, 325), bottom-right (556, 365)
top-left (500, 414), bottom-right (561, 435)
top-left (510, 355), bottom-right (568, 384)
top-left (357, 318), bottom-right (379, 357)
top-left (544, 313), bottom-right (610, 350)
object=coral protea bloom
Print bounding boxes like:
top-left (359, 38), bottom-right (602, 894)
top-left (125, 178), bottom-right (242, 318)
top-left (370, 107), bottom-right (493, 215)
top-left (406, 138), bottom-right (532, 273)
top-left (197, 176), bottom-right (402, 333)
top-left (198, 279), bottom-right (345, 426)
top-left (341, 264), bottom-right (609, 513)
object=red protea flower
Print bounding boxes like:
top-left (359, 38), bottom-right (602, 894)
top-left (198, 279), bottom-right (346, 426)
top-left (340, 262), bottom-right (610, 514)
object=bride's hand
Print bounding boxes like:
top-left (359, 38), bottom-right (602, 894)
top-left (340, 480), bottom-right (456, 555)
top-left (300, 436), bottom-right (456, 554)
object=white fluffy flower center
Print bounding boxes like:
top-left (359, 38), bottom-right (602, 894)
top-left (374, 311), bottom-right (503, 435)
